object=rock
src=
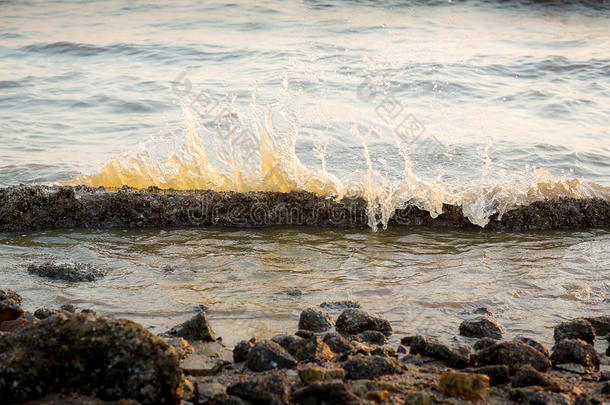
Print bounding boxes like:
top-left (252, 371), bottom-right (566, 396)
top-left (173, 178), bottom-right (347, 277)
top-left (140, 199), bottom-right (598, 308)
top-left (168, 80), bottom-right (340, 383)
top-left (511, 365), bottom-right (552, 387)
top-left (554, 319), bottom-right (595, 344)
top-left (438, 370), bottom-right (490, 401)
top-left (196, 382), bottom-right (226, 403)
top-left (0, 288), bottom-right (22, 305)
top-left (409, 335), bottom-right (470, 369)
top-left (295, 330), bottom-right (314, 339)
top-left (555, 362), bottom-right (589, 374)
top-left (288, 336), bottom-right (336, 363)
top-left (227, 374), bottom-right (288, 405)
top-left (353, 330), bottom-right (387, 345)
top-left (298, 367), bottom-right (326, 384)
top-left (371, 347), bottom-right (396, 358)
top-left (473, 341), bottom-right (551, 372)
top-left (366, 390), bottom-right (389, 402)
top-left (404, 392), bottom-right (433, 405)
top-left (0, 300), bottom-right (23, 322)
top-left (473, 337), bottom-right (497, 351)
top-left (0, 317), bottom-right (27, 332)
top-left (27, 261), bottom-right (106, 282)
top-left (209, 394), bottom-right (247, 405)
top-left (459, 317), bottom-right (504, 339)
top-left (474, 307), bottom-right (493, 316)
top-left (17, 393), bottom-right (142, 404)
top-left (180, 354), bottom-right (229, 376)
top-left (33, 308), bottom-right (65, 319)
top-left (397, 345), bottom-right (407, 353)
top-left (597, 381), bottom-right (610, 395)
top-left (298, 308), bottom-right (334, 332)
top-left (335, 308), bottom-right (392, 337)
top-left (599, 371), bottom-right (610, 382)
top-left (583, 315), bottom-right (610, 336)
top-left (464, 365), bottom-right (510, 386)
top-left (550, 339), bottom-right (599, 372)
top-left (165, 337), bottom-right (190, 359)
top-left (320, 300), bottom-right (360, 310)
top-left (341, 354), bottom-right (402, 379)
top-left (233, 338), bottom-right (257, 363)
top-left (292, 381), bottom-right (360, 405)
top-left (282, 288), bottom-right (303, 297)
top-left (514, 336), bottom-right (550, 357)
top-left (323, 332), bottom-right (353, 354)
top-left (245, 340), bottom-right (297, 371)
top-left (271, 334), bottom-right (301, 351)
top-left (400, 335), bottom-right (416, 346)
top-left (60, 303), bottom-right (76, 313)
top-left (509, 388), bottom-right (570, 405)
top-left (0, 312), bottom-right (182, 404)
top-left (166, 311), bottom-right (216, 342)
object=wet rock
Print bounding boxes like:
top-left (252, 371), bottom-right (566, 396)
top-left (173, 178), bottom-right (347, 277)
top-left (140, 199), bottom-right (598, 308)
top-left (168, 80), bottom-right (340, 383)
top-left (583, 315), bottom-right (610, 336)
top-left (180, 354), bottom-right (229, 377)
top-left (298, 308), bottom-right (334, 332)
top-left (599, 371), bottom-right (610, 382)
top-left (473, 340), bottom-right (551, 372)
top-left (473, 337), bottom-right (497, 351)
top-left (282, 288), bottom-right (303, 297)
top-left (438, 370), bottom-right (490, 401)
top-left (0, 300), bottom-right (23, 322)
top-left (0, 288), bottom-right (22, 305)
top-left (554, 319), bottom-right (595, 344)
top-left (0, 317), bottom-right (27, 332)
top-left (511, 365), bottom-right (552, 387)
top-left (233, 337), bottom-right (257, 363)
top-left (459, 317), bottom-right (504, 339)
top-left (298, 366), bottom-right (327, 384)
top-left (27, 261), bottom-right (106, 282)
top-left (60, 303), bottom-right (76, 313)
top-left (0, 312), bottom-right (182, 404)
top-left (341, 354), bottom-right (402, 379)
top-left (404, 392), bottom-right (433, 405)
top-left (400, 335), bottom-right (416, 346)
top-left (320, 300), bottom-right (360, 310)
top-left (209, 395), bottom-right (247, 405)
top-left (245, 340), bottom-right (297, 371)
top-left (165, 337), bottom-right (190, 359)
top-left (166, 311), bottom-right (216, 342)
top-left (335, 308), bottom-right (392, 337)
top-left (555, 362), bottom-right (589, 374)
top-left (33, 308), bottom-right (63, 319)
top-left (227, 373), bottom-right (288, 405)
top-left (397, 345), bottom-right (407, 354)
top-left (409, 335), bottom-right (470, 369)
top-left (474, 307), bottom-right (493, 316)
top-left (550, 339), bottom-right (599, 372)
top-left (353, 329), bottom-right (387, 345)
top-left (196, 382), bottom-right (226, 403)
top-left (292, 381), bottom-right (360, 405)
top-left (287, 336), bottom-right (336, 363)
top-left (271, 334), bottom-right (301, 351)
top-left (371, 347), bottom-right (396, 358)
top-left (515, 336), bottom-right (550, 357)
top-left (597, 381), bottom-right (610, 395)
top-left (464, 365), bottom-right (510, 386)
top-left (366, 390), bottom-right (389, 402)
top-left (295, 329), bottom-right (314, 339)
top-left (323, 332), bottom-right (353, 354)
top-left (509, 388), bottom-right (569, 405)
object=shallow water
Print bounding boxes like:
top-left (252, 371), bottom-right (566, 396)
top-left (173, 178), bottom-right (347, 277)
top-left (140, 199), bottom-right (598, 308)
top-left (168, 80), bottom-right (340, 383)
top-left (0, 1), bottom-right (609, 345)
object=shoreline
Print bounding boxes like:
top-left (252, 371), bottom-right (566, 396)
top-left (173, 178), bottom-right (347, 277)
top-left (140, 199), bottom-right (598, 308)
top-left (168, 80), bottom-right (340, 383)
top-left (0, 289), bottom-right (608, 404)
top-left (1, 185), bottom-right (609, 232)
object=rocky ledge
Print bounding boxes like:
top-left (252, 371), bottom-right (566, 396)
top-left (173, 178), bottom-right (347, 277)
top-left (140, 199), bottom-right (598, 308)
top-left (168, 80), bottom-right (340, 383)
top-left (0, 185), bottom-right (609, 232)
top-left (1, 288), bottom-right (609, 404)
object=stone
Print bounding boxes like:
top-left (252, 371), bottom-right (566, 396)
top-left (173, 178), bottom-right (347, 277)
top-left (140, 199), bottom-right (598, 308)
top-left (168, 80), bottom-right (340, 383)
top-left (33, 308), bottom-right (65, 319)
top-left (166, 311), bottom-right (216, 342)
top-left (320, 300), bottom-right (360, 310)
top-left (245, 340), bottom-right (297, 372)
top-left (60, 303), bottom-right (76, 313)
top-left (514, 336), bottom-right (550, 357)
top-left (366, 390), bottom-right (389, 402)
top-left (354, 330), bottom-right (387, 345)
top-left (341, 354), bottom-right (402, 379)
top-left (438, 370), bottom-right (490, 401)
top-left (599, 371), bottom-right (610, 382)
top-left (371, 347), bottom-right (396, 358)
top-left (295, 330), bottom-right (314, 339)
top-left (511, 365), bottom-right (552, 387)
top-left (409, 335), bottom-right (470, 369)
top-left (271, 334), bottom-right (301, 351)
top-left (335, 308), bottom-right (392, 337)
top-left (473, 341), bottom-right (551, 372)
top-left (209, 395), bottom-right (247, 405)
top-left (459, 317), bottom-right (504, 339)
top-left (180, 354), bottom-right (229, 376)
top-left (555, 362), bottom-right (589, 374)
top-left (233, 337), bottom-right (257, 363)
top-left (464, 365), bottom-right (510, 386)
top-left (298, 308), bottom-right (334, 332)
top-left (554, 319), bottom-right (595, 344)
top-left (583, 315), bottom-right (610, 336)
top-left (550, 339), bottom-right (599, 372)
top-left (509, 388), bottom-right (570, 405)
top-left (0, 300), bottom-right (23, 322)
top-left (0, 317), bottom-right (27, 332)
top-left (27, 261), bottom-right (106, 282)
top-left (0, 312), bottom-right (182, 404)
top-left (196, 382), bottom-right (227, 403)
top-left (165, 337), bottom-right (190, 359)
top-left (287, 336), bottom-right (336, 363)
top-left (323, 332), bottom-right (353, 354)
top-left (0, 288), bottom-right (22, 305)
top-left (400, 335), bottom-right (416, 346)
top-left (298, 367), bottom-right (326, 384)
top-left (473, 337), bottom-right (497, 351)
top-left (227, 374), bottom-right (288, 405)
top-left (292, 381), bottom-right (360, 405)
top-left (404, 392), bottom-right (433, 405)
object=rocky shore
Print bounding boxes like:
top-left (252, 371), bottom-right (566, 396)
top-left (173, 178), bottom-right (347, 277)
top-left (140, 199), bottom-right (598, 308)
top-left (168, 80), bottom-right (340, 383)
top-left (1, 288), bottom-right (608, 404)
top-left (1, 185), bottom-right (609, 232)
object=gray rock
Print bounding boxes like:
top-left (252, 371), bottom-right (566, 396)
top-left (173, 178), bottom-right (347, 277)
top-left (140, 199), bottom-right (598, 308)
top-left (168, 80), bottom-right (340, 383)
top-left (410, 335), bottom-right (470, 369)
top-left (320, 300), bottom-right (360, 310)
top-left (271, 334), bottom-right (301, 351)
top-left (459, 317), bottom-right (504, 339)
top-left (210, 395), bottom-right (247, 405)
top-left (27, 261), bottom-right (106, 282)
top-left (60, 303), bottom-right (76, 313)
top-left (0, 288), bottom-right (22, 305)
top-left (353, 329), bottom-right (387, 345)
top-left (550, 339), bottom-right (599, 372)
top-left (323, 332), bottom-right (353, 354)
top-left (166, 311), bottom-right (216, 342)
top-left (514, 336), bottom-right (550, 357)
top-left (464, 365), bottom-right (510, 386)
top-left (509, 388), bottom-right (569, 405)
top-left (583, 315), bottom-right (610, 336)
top-left (511, 365), bottom-right (552, 387)
top-left (0, 312), bottom-right (182, 404)
top-left (295, 329), bottom-right (314, 339)
top-left (400, 335), bottom-right (416, 346)
top-left (227, 373), bottom-right (288, 405)
top-left (292, 381), bottom-right (360, 405)
top-left (473, 341), bottom-right (551, 372)
top-left (246, 340), bottom-right (297, 371)
top-left (473, 337), bottom-right (497, 352)
top-left (298, 308), bottom-right (334, 332)
top-left (233, 338), bottom-right (257, 363)
top-left (554, 319), bottom-right (595, 344)
top-left (335, 308), bottom-right (392, 337)
top-left (341, 354), bottom-right (402, 379)
top-left (33, 308), bottom-right (66, 319)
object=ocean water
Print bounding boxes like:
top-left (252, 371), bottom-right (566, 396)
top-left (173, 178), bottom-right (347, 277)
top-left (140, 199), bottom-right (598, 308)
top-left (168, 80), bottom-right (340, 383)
top-left (0, 0), bottom-right (609, 346)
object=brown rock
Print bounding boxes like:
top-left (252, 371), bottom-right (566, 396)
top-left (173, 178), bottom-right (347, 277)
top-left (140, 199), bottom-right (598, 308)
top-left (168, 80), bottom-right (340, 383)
top-left (438, 370), bottom-right (490, 401)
